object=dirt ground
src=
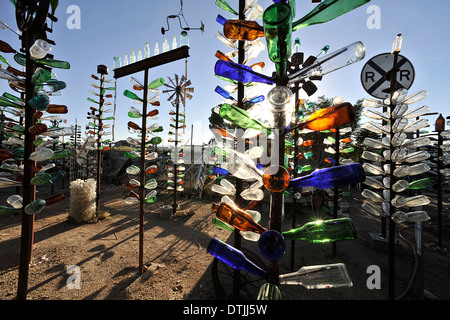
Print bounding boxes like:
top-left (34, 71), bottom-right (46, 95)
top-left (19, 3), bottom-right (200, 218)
top-left (0, 181), bottom-right (449, 302)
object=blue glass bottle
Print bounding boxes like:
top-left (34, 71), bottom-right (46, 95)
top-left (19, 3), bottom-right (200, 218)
top-left (258, 230), bottom-right (286, 261)
top-left (207, 238), bottom-right (267, 279)
top-left (212, 166), bottom-right (231, 176)
top-left (214, 60), bottom-right (275, 85)
top-left (289, 163), bottom-right (366, 189)
top-left (215, 86), bottom-right (236, 101)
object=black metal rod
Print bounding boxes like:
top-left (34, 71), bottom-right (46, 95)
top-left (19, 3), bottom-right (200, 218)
top-left (388, 50), bottom-right (400, 301)
top-left (332, 128), bottom-right (340, 256)
top-left (437, 130), bottom-right (443, 249)
top-left (232, 0), bottom-right (246, 300)
top-left (138, 68), bottom-right (149, 275)
top-left (290, 85), bottom-right (300, 271)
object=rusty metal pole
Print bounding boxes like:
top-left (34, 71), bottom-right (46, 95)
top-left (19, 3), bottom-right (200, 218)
top-left (17, 29), bottom-right (37, 301)
top-left (139, 68), bottom-right (150, 274)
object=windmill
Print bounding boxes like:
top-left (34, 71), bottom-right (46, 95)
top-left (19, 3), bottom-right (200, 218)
top-left (163, 74), bottom-right (194, 108)
top-left (163, 74), bottom-right (194, 214)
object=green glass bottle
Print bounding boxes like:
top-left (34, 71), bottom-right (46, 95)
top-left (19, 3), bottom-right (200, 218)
top-left (212, 217), bottom-right (235, 232)
top-left (124, 90), bottom-right (143, 102)
top-left (31, 68), bottom-right (52, 85)
top-left (148, 137), bottom-right (162, 145)
top-left (263, 2), bottom-right (293, 79)
top-left (407, 178), bottom-right (434, 190)
top-left (148, 77), bottom-right (165, 89)
top-left (51, 149), bottom-right (70, 160)
top-left (14, 53), bottom-right (70, 69)
top-left (257, 283), bottom-right (282, 300)
top-left (292, 0), bottom-right (370, 31)
top-left (0, 205), bottom-right (22, 216)
top-left (24, 199), bottom-right (46, 215)
top-left (215, 0), bottom-right (238, 16)
top-left (282, 218), bottom-right (357, 243)
top-left (124, 151), bottom-right (140, 159)
top-left (219, 103), bottom-right (271, 135)
top-left (30, 173), bottom-right (53, 186)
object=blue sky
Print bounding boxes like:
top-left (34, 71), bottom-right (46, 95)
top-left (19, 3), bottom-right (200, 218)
top-left (1, 0), bottom-right (449, 146)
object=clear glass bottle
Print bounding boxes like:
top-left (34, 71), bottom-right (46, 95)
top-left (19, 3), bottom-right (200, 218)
top-left (279, 263), bottom-right (353, 289)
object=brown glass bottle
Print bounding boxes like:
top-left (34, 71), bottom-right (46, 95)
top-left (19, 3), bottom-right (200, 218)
top-left (33, 164), bottom-right (44, 173)
top-left (0, 149), bottom-right (14, 161)
top-left (145, 165), bottom-right (158, 174)
top-left (29, 123), bottom-right (48, 135)
top-left (7, 66), bottom-right (26, 77)
top-left (296, 103), bottom-right (356, 132)
top-left (44, 193), bottom-right (65, 206)
top-left (215, 50), bottom-right (233, 62)
top-left (147, 109), bottom-right (159, 117)
top-left (34, 111), bottom-right (44, 119)
top-left (224, 20), bottom-right (265, 41)
top-left (46, 105), bottom-right (68, 114)
top-left (216, 202), bottom-right (267, 234)
top-left (0, 40), bottom-right (17, 53)
top-left (128, 121), bottom-right (142, 131)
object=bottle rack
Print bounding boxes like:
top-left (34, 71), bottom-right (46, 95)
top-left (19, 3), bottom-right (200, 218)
top-left (0, 0), bottom-right (70, 300)
top-left (85, 66), bottom-right (116, 217)
top-left (162, 73), bottom-right (194, 213)
top-left (360, 35), bottom-right (435, 299)
top-left (207, 0), bottom-right (369, 300)
top-left (122, 78), bottom-right (164, 207)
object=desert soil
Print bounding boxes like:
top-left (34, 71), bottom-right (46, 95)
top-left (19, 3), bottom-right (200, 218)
top-left (0, 182), bottom-right (449, 302)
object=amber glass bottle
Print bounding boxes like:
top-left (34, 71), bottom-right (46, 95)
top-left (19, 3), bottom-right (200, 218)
top-left (224, 20), bottom-right (265, 41)
top-left (44, 193), bottom-right (65, 206)
top-left (46, 105), bottom-right (68, 114)
top-left (295, 103), bottom-right (355, 132)
top-left (28, 123), bottom-right (48, 135)
top-left (216, 202), bottom-right (267, 234)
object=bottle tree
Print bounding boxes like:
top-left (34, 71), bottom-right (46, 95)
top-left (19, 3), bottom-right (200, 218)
top-left (162, 74), bottom-right (194, 214)
top-left (208, 0), bottom-right (371, 300)
top-left (85, 65), bottom-right (116, 219)
top-left (360, 34), bottom-right (434, 300)
top-left (3, 0), bottom-right (71, 300)
top-left (123, 77), bottom-right (164, 207)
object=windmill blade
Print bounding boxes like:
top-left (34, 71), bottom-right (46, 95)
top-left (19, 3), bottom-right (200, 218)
top-left (180, 75), bottom-right (186, 83)
top-left (167, 76), bottom-right (177, 87)
top-left (185, 92), bottom-right (193, 100)
top-left (174, 74), bottom-right (179, 85)
top-left (168, 91), bottom-right (177, 102)
top-left (181, 79), bottom-right (191, 88)
top-left (185, 87), bottom-right (194, 93)
top-left (163, 83), bottom-right (176, 90)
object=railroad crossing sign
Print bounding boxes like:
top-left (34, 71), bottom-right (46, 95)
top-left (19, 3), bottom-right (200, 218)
top-left (361, 53), bottom-right (415, 99)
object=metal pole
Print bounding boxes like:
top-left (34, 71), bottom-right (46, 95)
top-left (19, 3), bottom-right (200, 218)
top-left (437, 130), bottom-right (443, 249)
top-left (17, 30), bottom-right (37, 301)
top-left (388, 49), bottom-right (400, 301)
top-left (139, 68), bottom-right (150, 274)
top-left (173, 96), bottom-right (179, 214)
top-left (332, 128), bottom-right (340, 256)
top-left (232, 0), bottom-right (245, 300)
top-left (290, 85), bottom-right (299, 271)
